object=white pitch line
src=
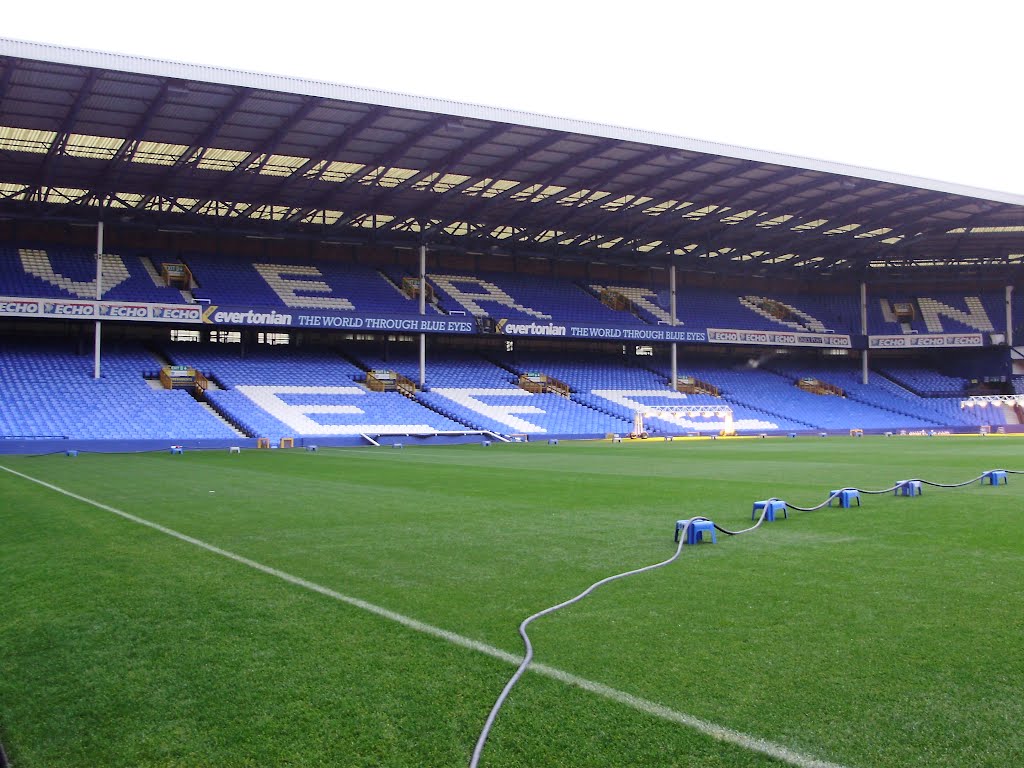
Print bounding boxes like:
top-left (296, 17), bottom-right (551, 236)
top-left (1, 463), bottom-right (851, 768)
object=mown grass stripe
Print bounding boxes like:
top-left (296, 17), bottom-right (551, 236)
top-left (0, 462), bottom-right (851, 768)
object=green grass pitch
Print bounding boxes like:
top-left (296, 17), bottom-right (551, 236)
top-left (2, 436), bottom-right (1023, 767)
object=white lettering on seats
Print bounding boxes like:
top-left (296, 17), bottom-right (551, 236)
top-left (19, 249), bottom-right (129, 298)
top-left (430, 275), bottom-right (551, 319)
top-left (739, 296), bottom-right (828, 332)
top-left (253, 264), bottom-right (355, 310)
top-left (917, 297), bottom-right (994, 333)
top-left (590, 285), bottom-right (673, 324)
top-left (429, 388), bottom-right (547, 432)
top-left (235, 386), bottom-right (435, 435)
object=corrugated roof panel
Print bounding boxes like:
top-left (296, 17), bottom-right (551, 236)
top-left (39, 186), bottom-right (88, 204)
top-left (854, 227), bottom-right (893, 239)
top-left (195, 147), bottom-right (249, 172)
top-left (256, 153), bottom-right (308, 177)
top-left (0, 126), bottom-right (56, 153)
top-left (132, 140), bottom-right (190, 165)
top-left (360, 166), bottom-right (418, 188)
top-left (510, 184), bottom-right (567, 203)
top-left (65, 132), bottom-right (125, 160)
top-left (792, 218), bottom-right (828, 232)
top-left (300, 209), bottom-right (345, 225)
top-left (824, 223), bottom-right (861, 236)
top-left (0, 183), bottom-right (30, 198)
top-left (411, 172), bottom-right (471, 193)
top-left (351, 213), bottom-right (395, 229)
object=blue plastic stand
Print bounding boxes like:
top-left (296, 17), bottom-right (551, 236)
top-left (675, 518), bottom-right (717, 544)
top-left (547, 438), bottom-right (559, 445)
top-left (982, 470), bottom-right (1008, 485)
top-left (895, 480), bottom-right (922, 497)
top-left (305, 445), bottom-right (318, 452)
top-left (828, 489), bottom-right (861, 508)
top-left (169, 446), bottom-right (183, 455)
top-left (752, 499), bottom-right (787, 521)
top-left (65, 449), bottom-right (78, 457)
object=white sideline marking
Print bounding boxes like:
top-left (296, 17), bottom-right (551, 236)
top-left (1, 463), bottom-right (850, 768)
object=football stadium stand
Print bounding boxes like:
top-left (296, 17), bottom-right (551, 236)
top-left (0, 246), bottom-right (192, 304)
top-left (0, 338), bottom-right (237, 441)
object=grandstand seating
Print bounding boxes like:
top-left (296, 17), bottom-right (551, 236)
top-left (763, 360), bottom-right (980, 428)
top-left (0, 338), bottom-right (237, 440)
top-left (0, 333), bottom-right (1012, 441)
top-left (874, 362), bottom-right (968, 396)
top-left (347, 347), bottom-right (632, 435)
top-left (0, 244), bottom-right (1006, 343)
top-left (186, 254), bottom-right (425, 315)
top-left (0, 246), bottom-right (191, 304)
top-left (424, 271), bottom-right (647, 326)
top-left (867, 293), bottom-right (1003, 336)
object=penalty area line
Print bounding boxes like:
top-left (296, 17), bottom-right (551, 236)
top-left (0, 463), bottom-right (851, 768)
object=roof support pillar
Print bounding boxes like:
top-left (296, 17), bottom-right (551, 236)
top-left (93, 220), bottom-right (104, 380)
top-left (669, 264), bottom-right (678, 391)
top-left (419, 242), bottom-right (427, 388)
top-left (860, 281), bottom-right (868, 384)
top-left (1006, 285), bottom-right (1013, 348)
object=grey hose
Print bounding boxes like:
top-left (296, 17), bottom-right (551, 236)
top-left (469, 522), bottom-right (694, 767)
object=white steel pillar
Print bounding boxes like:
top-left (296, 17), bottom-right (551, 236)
top-left (1006, 285), bottom-right (1014, 347)
top-left (93, 221), bottom-right (104, 379)
top-left (419, 243), bottom-right (427, 388)
top-left (860, 281), bottom-right (868, 385)
top-left (669, 264), bottom-right (678, 389)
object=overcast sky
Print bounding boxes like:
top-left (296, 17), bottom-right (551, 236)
top-left (4, 1), bottom-right (1022, 196)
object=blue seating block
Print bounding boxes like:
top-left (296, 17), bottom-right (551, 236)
top-left (895, 480), bottom-right (922, 497)
top-left (982, 470), bottom-right (1008, 486)
top-left (752, 499), bottom-right (787, 521)
top-left (829, 489), bottom-right (861, 508)
top-left (675, 518), bottom-right (717, 544)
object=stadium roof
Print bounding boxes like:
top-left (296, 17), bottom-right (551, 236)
top-left (2, 37), bottom-right (1023, 279)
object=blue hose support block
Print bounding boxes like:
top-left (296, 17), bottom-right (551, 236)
top-left (895, 480), bottom-right (922, 497)
top-left (982, 470), bottom-right (1008, 485)
top-left (482, 440), bottom-right (491, 447)
top-left (752, 499), bottom-right (787, 521)
top-left (547, 438), bottom-right (559, 445)
top-left (65, 449), bottom-right (78, 457)
top-left (674, 518), bottom-right (717, 544)
top-left (304, 445), bottom-right (318, 452)
top-left (393, 443), bottom-right (403, 449)
top-left (828, 489), bottom-right (861, 508)
top-left (169, 446), bottom-right (184, 455)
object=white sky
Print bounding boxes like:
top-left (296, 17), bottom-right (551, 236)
top-left (4, 0), bottom-right (1022, 196)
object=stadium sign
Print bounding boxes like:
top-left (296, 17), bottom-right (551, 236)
top-left (495, 318), bottom-right (708, 342)
top-left (706, 328), bottom-right (852, 348)
top-left (868, 333), bottom-right (984, 348)
top-left (0, 296), bottom-right (203, 323)
top-left (199, 304), bottom-right (478, 334)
